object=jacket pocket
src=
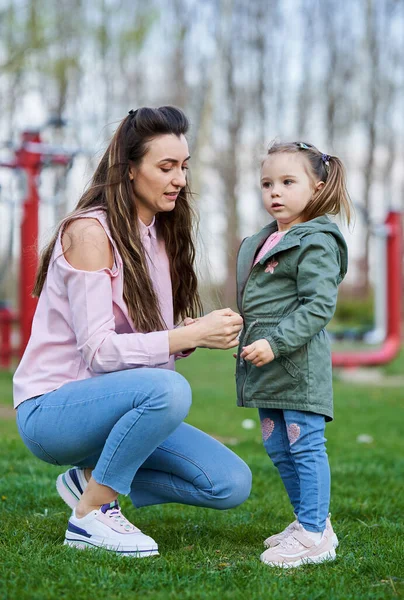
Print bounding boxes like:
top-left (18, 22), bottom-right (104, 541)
top-left (242, 322), bottom-right (307, 402)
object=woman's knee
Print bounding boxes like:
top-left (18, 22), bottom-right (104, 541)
top-left (215, 459), bottom-right (252, 510)
top-left (145, 370), bottom-right (192, 424)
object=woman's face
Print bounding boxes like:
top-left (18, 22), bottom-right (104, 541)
top-left (130, 134), bottom-right (190, 225)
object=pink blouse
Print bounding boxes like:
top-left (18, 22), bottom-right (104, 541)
top-left (13, 209), bottom-right (186, 408)
top-left (253, 230), bottom-right (286, 266)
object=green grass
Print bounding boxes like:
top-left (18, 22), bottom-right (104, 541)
top-left (1, 351), bottom-right (404, 600)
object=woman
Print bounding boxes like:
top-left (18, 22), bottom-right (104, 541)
top-left (13, 106), bottom-right (251, 557)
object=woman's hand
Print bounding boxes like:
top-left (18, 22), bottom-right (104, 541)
top-left (240, 338), bottom-right (275, 367)
top-left (192, 308), bottom-right (243, 349)
top-left (168, 309), bottom-right (243, 354)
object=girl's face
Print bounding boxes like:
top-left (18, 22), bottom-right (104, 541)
top-left (130, 134), bottom-right (190, 225)
top-left (261, 153), bottom-right (324, 231)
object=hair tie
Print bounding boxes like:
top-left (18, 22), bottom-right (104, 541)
top-left (321, 153), bottom-right (330, 173)
top-left (128, 109), bottom-right (136, 116)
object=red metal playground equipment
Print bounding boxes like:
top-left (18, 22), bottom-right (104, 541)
top-left (0, 128), bottom-right (77, 366)
top-left (0, 132), bottom-right (402, 369)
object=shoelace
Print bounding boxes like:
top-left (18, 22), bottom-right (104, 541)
top-left (101, 502), bottom-right (138, 532)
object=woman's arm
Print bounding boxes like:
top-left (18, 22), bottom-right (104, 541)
top-left (60, 219), bottom-right (242, 372)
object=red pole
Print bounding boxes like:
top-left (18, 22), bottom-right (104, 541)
top-left (17, 131), bottom-right (41, 356)
top-left (0, 306), bottom-right (12, 368)
top-left (332, 211), bottom-right (402, 367)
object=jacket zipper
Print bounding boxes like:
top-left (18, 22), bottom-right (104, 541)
top-left (240, 318), bottom-right (258, 406)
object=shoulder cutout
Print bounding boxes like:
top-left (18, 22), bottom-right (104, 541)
top-left (62, 218), bottom-right (114, 271)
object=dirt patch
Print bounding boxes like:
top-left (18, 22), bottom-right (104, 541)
top-left (0, 405), bottom-right (16, 420)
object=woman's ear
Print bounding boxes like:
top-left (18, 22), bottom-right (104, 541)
top-left (129, 167), bottom-right (135, 181)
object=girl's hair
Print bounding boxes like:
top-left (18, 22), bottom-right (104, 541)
top-left (264, 141), bottom-right (353, 225)
top-left (33, 106), bottom-right (202, 333)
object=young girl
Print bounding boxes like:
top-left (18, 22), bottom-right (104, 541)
top-left (235, 141), bottom-right (351, 568)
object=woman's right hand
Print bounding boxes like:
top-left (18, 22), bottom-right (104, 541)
top-left (192, 308), bottom-right (243, 349)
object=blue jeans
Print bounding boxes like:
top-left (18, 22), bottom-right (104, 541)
top-left (259, 408), bottom-right (330, 532)
top-left (17, 369), bottom-right (252, 510)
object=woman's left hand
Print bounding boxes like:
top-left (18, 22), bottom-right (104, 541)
top-left (240, 338), bottom-right (275, 367)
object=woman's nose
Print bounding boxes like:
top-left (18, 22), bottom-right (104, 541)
top-left (172, 170), bottom-right (187, 188)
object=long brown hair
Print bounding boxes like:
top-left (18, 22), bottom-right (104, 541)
top-left (265, 141), bottom-right (353, 225)
top-left (33, 106), bottom-right (202, 332)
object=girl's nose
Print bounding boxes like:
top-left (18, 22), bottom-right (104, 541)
top-left (271, 187), bottom-right (281, 197)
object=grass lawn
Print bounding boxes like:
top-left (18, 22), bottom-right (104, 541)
top-left (1, 350), bottom-right (403, 599)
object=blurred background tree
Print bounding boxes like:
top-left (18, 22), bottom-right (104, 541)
top-left (0, 0), bottom-right (403, 311)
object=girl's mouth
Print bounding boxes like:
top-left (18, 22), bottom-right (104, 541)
top-left (271, 203), bottom-right (284, 208)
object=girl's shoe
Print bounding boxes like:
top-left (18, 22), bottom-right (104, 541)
top-left (64, 500), bottom-right (159, 557)
top-left (56, 468), bottom-right (88, 509)
top-left (260, 524), bottom-right (336, 568)
top-left (264, 514), bottom-right (339, 549)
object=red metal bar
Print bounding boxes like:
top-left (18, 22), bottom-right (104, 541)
top-left (332, 211), bottom-right (402, 367)
top-left (17, 132), bottom-right (41, 355)
top-left (0, 306), bottom-right (13, 367)
top-left (0, 129), bottom-right (76, 365)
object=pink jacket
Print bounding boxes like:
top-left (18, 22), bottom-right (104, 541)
top-left (13, 209), bottom-right (187, 408)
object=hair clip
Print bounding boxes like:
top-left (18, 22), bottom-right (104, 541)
top-left (128, 109), bottom-right (136, 116)
top-left (296, 142), bottom-right (310, 150)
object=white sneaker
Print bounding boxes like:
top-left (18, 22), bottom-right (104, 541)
top-left (264, 514), bottom-right (339, 548)
top-left (64, 500), bottom-right (159, 557)
top-left (56, 468), bottom-right (88, 509)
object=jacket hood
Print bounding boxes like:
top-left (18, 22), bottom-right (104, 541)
top-left (270, 216), bottom-right (348, 280)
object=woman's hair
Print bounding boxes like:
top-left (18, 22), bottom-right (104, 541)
top-left (264, 141), bottom-right (353, 225)
top-left (33, 106), bottom-right (202, 332)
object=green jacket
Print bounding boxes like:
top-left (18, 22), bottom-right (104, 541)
top-left (235, 216), bottom-right (348, 420)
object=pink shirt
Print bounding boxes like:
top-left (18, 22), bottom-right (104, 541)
top-left (253, 230), bottom-right (286, 266)
top-left (13, 209), bottom-right (184, 408)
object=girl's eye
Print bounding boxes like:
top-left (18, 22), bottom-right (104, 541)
top-left (262, 182), bottom-right (271, 189)
top-left (284, 179), bottom-right (293, 185)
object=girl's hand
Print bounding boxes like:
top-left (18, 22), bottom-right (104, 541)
top-left (241, 339), bottom-right (274, 367)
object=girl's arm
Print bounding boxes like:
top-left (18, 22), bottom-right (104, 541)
top-left (265, 233), bottom-right (343, 358)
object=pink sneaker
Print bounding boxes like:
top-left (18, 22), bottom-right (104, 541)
top-left (260, 523), bottom-right (336, 568)
top-left (264, 515), bottom-right (339, 548)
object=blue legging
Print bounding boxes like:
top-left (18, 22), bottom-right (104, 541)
top-left (16, 369), bottom-right (252, 510)
top-left (259, 408), bottom-right (330, 532)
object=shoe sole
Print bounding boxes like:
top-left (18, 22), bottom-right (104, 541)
top-left (56, 473), bottom-right (80, 510)
top-left (261, 548), bottom-right (336, 568)
top-left (64, 537), bottom-right (159, 558)
top-left (264, 533), bottom-right (339, 549)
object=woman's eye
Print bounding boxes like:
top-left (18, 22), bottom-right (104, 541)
top-left (182, 166), bottom-right (189, 172)
top-left (161, 168), bottom-right (171, 173)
